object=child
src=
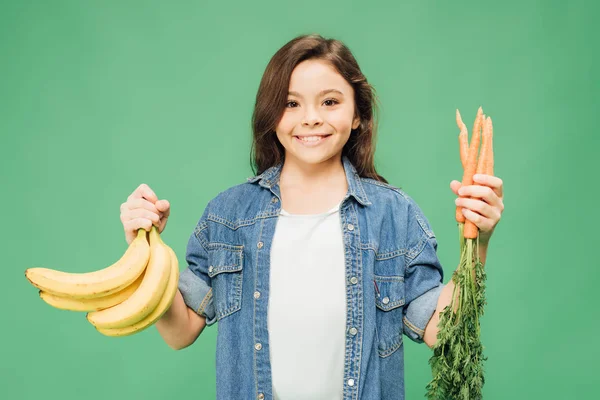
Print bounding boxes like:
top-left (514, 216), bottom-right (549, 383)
top-left (119, 34), bottom-right (504, 400)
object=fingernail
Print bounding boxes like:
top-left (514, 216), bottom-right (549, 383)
top-left (473, 174), bottom-right (481, 181)
top-left (458, 188), bottom-right (464, 195)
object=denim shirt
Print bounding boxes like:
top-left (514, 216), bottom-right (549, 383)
top-left (177, 155), bottom-right (446, 400)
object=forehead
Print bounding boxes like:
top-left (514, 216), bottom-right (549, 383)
top-left (288, 59), bottom-right (352, 95)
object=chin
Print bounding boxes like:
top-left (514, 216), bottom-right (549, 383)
top-left (286, 148), bottom-right (343, 166)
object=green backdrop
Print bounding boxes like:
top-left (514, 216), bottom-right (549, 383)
top-left (1, 1), bottom-right (597, 399)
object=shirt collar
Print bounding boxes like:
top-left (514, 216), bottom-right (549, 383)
top-left (247, 155), bottom-right (372, 207)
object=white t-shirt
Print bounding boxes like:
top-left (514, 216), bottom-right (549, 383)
top-left (268, 201), bottom-right (347, 400)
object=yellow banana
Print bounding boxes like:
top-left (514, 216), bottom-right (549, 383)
top-left (25, 229), bottom-right (150, 299)
top-left (39, 270), bottom-right (145, 312)
top-left (86, 226), bottom-right (171, 329)
top-left (96, 245), bottom-right (179, 337)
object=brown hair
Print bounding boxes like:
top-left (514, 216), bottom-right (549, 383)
top-left (250, 33), bottom-right (388, 184)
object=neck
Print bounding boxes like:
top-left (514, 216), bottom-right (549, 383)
top-left (279, 154), bottom-right (346, 190)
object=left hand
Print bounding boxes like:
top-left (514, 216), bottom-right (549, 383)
top-left (451, 174), bottom-right (504, 244)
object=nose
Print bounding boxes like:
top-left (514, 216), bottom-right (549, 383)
top-left (301, 105), bottom-right (323, 127)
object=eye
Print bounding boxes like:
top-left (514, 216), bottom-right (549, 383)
top-left (323, 98), bottom-right (339, 106)
top-left (286, 101), bottom-right (298, 108)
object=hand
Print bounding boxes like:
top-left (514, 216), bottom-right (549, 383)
top-left (120, 184), bottom-right (171, 245)
top-left (450, 174), bottom-right (504, 244)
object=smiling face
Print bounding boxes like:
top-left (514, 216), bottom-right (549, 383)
top-left (275, 59), bottom-right (361, 168)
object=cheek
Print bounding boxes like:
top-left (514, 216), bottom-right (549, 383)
top-left (328, 111), bottom-right (355, 133)
top-left (276, 111), bottom-right (298, 134)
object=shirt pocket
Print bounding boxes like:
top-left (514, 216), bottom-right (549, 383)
top-left (374, 255), bottom-right (405, 358)
top-left (207, 244), bottom-right (244, 321)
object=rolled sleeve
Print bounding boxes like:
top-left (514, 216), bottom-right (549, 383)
top-left (402, 204), bottom-right (445, 343)
top-left (177, 216), bottom-right (217, 327)
top-left (403, 281), bottom-right (444, 343)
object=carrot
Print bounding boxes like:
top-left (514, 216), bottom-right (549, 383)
top-left (476, 116), bottom-right (492, 176)
top-left (456, 107), bottom-right (482, 225)
top-left (455, 109), bottom-right (469, 223)
top-left (456, 109), bottom-right (469, 169)
top-left (462, 107), bottom-right (483, 239)
top-left (486, 117), bottom-right (494, 176)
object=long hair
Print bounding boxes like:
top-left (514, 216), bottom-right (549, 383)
top-left (250, 33), bottom-right (388, 183)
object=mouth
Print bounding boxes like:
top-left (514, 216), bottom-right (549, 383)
top-left (293, 134), bottom-right (332, 146)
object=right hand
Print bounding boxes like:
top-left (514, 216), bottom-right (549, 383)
top-left (120, 184), bottom-right (171, 245)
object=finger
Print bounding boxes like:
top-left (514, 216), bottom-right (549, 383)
top-left (128, 184), bottom-right (158, 203)
top-left (121, 198), bottom-right (160, 214)
top-left (122, 208), bottom-right (161, 226)
top-left (156, 199), bottom-right (170, 217)
top-left (455, 197), bottom-right (499, 220)
top-left (450, 180), bottom-right (462, 196)
top-left (458, 185), bottom-right (500, 206)
top-left (461, 209), bottom-right (495, 232)
top-left (473, 174), bottom-right (503, 198)
top-left (124, 218), bottom-right (153, 233)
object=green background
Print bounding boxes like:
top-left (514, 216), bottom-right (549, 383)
top-left (1, 0), bottom-right (597, 399)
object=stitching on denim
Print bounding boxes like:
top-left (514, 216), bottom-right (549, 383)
top-left (375, 297), bottom-right (405, 311)
top-left (207, 242), bottom-right (244, 251)
top-left (373, 274), bottom-right (404, 282)
top-left (207, 213), bottom-right (257, 230)
top-left (197, 287), bottom-right (212, 316)
top-left (360, 177), bottom-right (410, 200)
top-left (405, 234), bottom-right (427, 261)
top-left (359, 242), bottom-right (377, 251)
top-left (340, 202), bottom-right (353, 399)
top-left (350, 201), bottom-right (362, 400)
top-left (217, 301), bottom-right (241, 320)
top-left (353, 174), bottom-right (371, 206)
top-left (378, 335), bottom-right (403, 358)
top-left (416, 214), bottom-right (435, 238)
top-left (194, 222), bottom-right (210, 252)
top-left (253, 215), bottom-right (266, 397)
top-left (403, 315), bottom-right (424, 336)
top-left (376, 248), bottom-right (408, 260)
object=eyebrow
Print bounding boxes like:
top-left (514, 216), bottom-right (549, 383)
top-left (287, 89), bottom-right (345, 98)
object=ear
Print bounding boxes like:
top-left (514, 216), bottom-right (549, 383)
top-left (352, 116), bottom-right (361, 130)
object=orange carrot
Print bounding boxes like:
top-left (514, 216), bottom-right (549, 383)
top-left (456, 107), bottom-right (482, 225)
top-left (456, 109), bottom-right (469, 169)
top-left (486, 117), bottom-right (494, 176)
top-left (462, 107), bottom-right (483, 239)
top-left (455, 109), bottom-right (470, 223)
top-left (476, 116), bottom-right (492, 176)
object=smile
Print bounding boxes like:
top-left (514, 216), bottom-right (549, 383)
top-left (293, 134), bottom-right (332, 146)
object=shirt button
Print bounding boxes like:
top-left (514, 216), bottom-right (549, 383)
top-left (208, 266), bottom-right (214, 273)
top-left (350, 276), bottom-right (358, 285)
top-left (347, 223), bottom-right (354, 231)
top-left (349, 327), bottom-right (358, 336)
top-left (257, 394), bottom-right (265, 400)
top-left (382, 296), bottom-right (390, 305)
top-left (271, 197), bottom-right (278, 203)
top-left (257, 241), bottom-right (264, 249)
top-left (347, 378), bottom-right (355, 387)
top-left (254, 291), bottom-right (261, 299)
top-left (255, 343), bottom-right (262, 351)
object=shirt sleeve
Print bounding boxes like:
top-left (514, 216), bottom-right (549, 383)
top-left (177, 206), bottom-right (217, 327)
top-left (402, 202), bottom-right (445, 344)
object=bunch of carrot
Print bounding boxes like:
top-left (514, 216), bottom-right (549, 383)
top-left (425, 106), bottom-right (494, 400)
top-left (456, 106), bottom-right (495, 238)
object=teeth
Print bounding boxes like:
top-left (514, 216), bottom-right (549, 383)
top-left (299, 136), bottom-right (325, 142)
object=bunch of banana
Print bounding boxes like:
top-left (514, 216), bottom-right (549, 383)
top-left (25, 226), bottom-right (179, 337)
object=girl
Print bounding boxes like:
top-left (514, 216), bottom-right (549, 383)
top-left (119, 34), bottom-right (504, 400)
